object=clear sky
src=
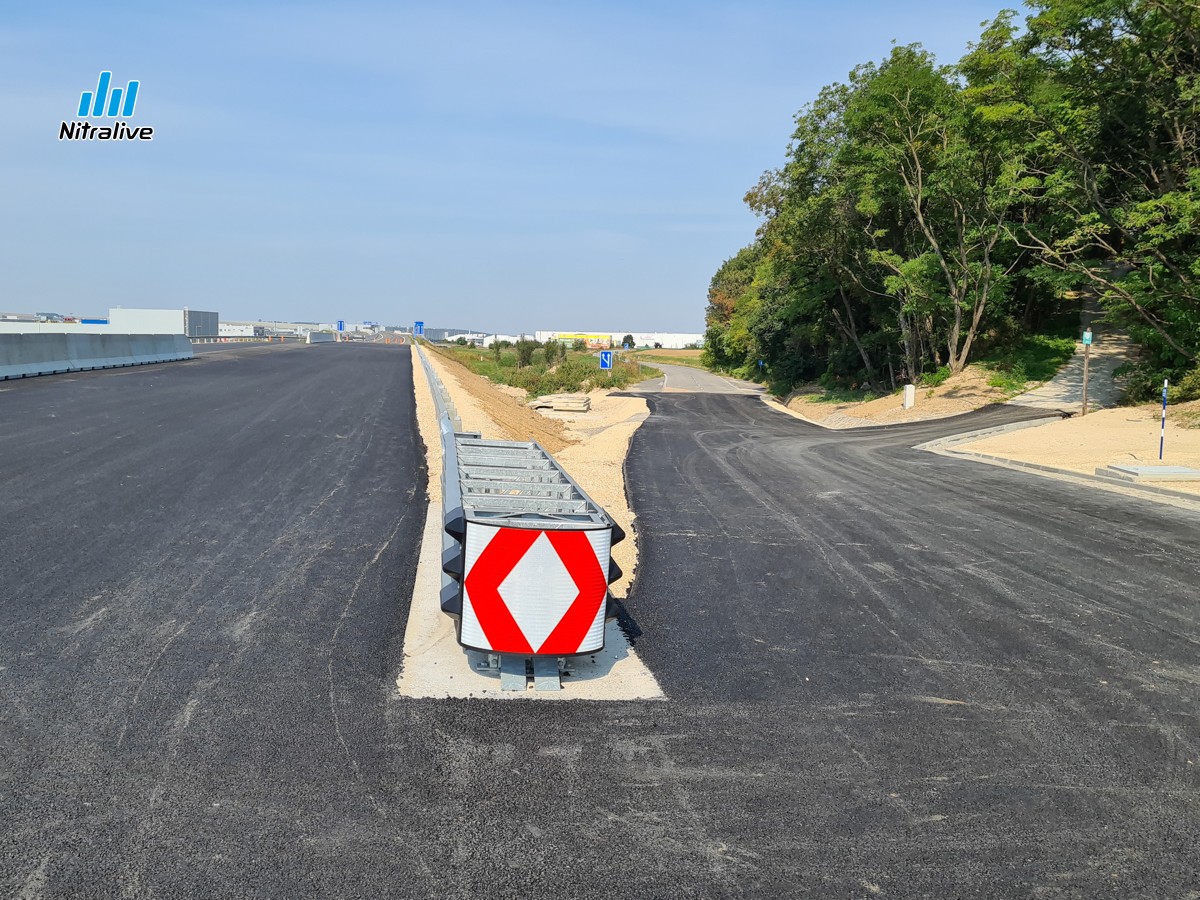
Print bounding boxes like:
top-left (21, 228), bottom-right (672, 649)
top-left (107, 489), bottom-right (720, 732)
top-left (2, 1), bottom-right (1008, 332)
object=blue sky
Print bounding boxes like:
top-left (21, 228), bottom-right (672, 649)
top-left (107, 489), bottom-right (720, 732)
top-left (2, 1), bottom-right (1009, 332)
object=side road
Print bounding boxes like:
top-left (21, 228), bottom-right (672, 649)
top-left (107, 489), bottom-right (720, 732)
top-left (620, 392), bottom-right (1200, 896)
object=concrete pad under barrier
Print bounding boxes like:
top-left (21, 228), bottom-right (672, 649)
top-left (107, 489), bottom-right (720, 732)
top-left (396, 502), bottom-right (665, 701)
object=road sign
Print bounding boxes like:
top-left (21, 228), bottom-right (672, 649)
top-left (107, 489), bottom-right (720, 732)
top-left (1082, 329), bottom-right (1093, 345)
top-left (337, 320), bottom-right (345, 332)
top-left (461, 525), bottom-right (609, 655)
top-left (599, 350), bottom-right (613, 370)
top-left (414, 321), bottom-right (424, 336)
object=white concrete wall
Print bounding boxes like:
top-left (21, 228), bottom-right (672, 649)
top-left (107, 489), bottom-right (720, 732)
top-left (108, 309), bottom-right (186, 334)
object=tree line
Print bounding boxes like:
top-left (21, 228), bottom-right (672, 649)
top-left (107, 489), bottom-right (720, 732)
top-left (704, 0), bottom-right (1199, 400)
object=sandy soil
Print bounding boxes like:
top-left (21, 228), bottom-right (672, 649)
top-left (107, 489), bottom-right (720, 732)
top-left (958, 403), bottom-right (1200, 495)
top-left (786, 366), bottom-right (1011, 428)
top-left (424, 346), bottom-right (573, 453)
top-left (414, 347), bottom-right (646, 600)
top-left (410, 343), bottom-right (442, 499)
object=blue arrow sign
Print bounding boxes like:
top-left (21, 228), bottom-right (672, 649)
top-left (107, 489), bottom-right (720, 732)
top-left (337, 320), bottom-right (345, 332)
top-left (599, 350), bottom-right (613, 370)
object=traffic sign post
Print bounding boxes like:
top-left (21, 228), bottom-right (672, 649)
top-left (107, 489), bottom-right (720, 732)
top-left (1081, 328), bottom-right (1092, 416)
top-left (414, 321), bottom-right (424, 337)
top-left (599, 350), bottom-right (613, 370)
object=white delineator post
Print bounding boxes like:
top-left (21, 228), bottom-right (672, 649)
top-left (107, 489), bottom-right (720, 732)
top-left (1160, 378), bottom-right (1169, 460)
top-left (903, 384), bottom-right (916, 409)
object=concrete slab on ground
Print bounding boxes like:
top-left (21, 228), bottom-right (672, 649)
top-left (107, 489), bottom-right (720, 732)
top-left (395, 500), bottom-right (665, 701)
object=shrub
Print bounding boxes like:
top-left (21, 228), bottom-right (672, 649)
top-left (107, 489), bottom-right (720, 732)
top-left (920, 365), bottom-right (952, 388)
top-left (1167, 367), bottom-right (1200, 403)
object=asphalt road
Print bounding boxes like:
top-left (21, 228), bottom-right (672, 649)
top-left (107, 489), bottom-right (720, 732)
top-left (3, 351), bottom-right (1198, 897)
top-left (621, 393), bottom-right (1200, 896)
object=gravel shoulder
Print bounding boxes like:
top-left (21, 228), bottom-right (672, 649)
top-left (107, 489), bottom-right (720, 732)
top-left (414, 347), bottom-right (646, 599)
top-left (956, 403), bottom-right (1200, 495)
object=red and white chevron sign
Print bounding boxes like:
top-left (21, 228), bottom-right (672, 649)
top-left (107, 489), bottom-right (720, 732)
top-left (460, 524), bottom-right (611, 655)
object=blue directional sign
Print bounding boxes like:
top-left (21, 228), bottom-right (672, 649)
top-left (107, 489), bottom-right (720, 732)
top-left (414, 321), bottom-right (424, 336)
top-left (599, 350), bottom-right (613, 370)
top-left (337, 320), bottom-right (345, 332)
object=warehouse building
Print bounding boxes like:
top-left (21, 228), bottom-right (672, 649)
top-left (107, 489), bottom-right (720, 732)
top-left (535, 331), bottom-right (703, 349)
top-left (108, 308), bottom-right (219, 338)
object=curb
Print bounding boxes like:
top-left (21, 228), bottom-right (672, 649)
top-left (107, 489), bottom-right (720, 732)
top-left (915, 413), bottom-right (1200, 506)
top-left (935, 449), bottom-right (1200, 505)
top-left (912, 415), bottom-right (1065, 451)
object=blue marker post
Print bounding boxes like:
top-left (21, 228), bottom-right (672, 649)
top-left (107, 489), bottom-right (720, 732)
top-left (1160, 379), bottom-right (1169, 460)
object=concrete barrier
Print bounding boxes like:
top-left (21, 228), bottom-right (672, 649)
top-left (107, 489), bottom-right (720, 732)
top-left (306, 332), bottom-right (336, 344)
top-left (0, 333), bottom-right (193, 380)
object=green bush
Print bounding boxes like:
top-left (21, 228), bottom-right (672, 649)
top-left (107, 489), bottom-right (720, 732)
top-left (1167, 367), bottom-right (1200, 403)
top-left (920, 365), bottom-right (952, 387)
top-left (987, 363), bottom-right (1028, 393)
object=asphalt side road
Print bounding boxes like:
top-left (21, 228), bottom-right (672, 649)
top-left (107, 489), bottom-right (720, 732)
top-left (621, 394), bottom-right (1200, 896)
top-left (4, 351), bottom-right (1198, 898)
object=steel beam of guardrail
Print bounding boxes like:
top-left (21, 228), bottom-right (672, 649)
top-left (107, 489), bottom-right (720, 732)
top-left (415, 341), bottom-right (624, 691)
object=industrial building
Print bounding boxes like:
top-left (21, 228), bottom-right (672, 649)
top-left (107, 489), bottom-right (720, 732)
top-left (108, 308), bottom-right (219, 338)
top-left (535, 331), bottom-right (703, 349)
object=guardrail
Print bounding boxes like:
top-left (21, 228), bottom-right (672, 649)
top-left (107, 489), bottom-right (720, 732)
top-left (415, 342), bottom-right (624, 691)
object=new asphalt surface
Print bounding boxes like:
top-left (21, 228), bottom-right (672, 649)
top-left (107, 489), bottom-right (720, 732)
top-left (2, 348), bottom-right (1198, 898)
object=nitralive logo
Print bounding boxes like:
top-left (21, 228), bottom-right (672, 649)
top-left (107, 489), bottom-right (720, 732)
top-left (58, 71), bottom-right (153, 141)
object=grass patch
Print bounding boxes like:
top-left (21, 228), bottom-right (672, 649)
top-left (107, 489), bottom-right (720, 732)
top-left (430, 343), bottom-right (658, 396)
top-left (630, 351), bottom-right (707, 369)
top-left (978, 335), bottom-right (1077, 394)
top-left (795, 386), bottom-right (881, 404)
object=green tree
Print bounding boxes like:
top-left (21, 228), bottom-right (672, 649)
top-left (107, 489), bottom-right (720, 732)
top-left (515, 339), bottom-right (539, 368)
top-left (1011, 0), bottom-right (1200, 386)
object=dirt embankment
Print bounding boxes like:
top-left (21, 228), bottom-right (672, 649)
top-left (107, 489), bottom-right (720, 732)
top-left (784, 366), bottom-right (1011, 428)
top-left (425, 347), bottom-right (574, 453)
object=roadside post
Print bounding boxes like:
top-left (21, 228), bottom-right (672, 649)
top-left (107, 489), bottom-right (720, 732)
top-left (1081, 328), bottom-right (1093, 416)
top-left (1160, 378), bottom-right (1169, 460)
